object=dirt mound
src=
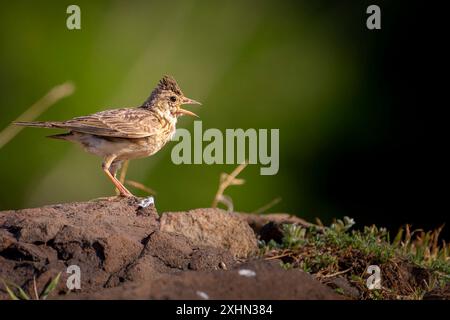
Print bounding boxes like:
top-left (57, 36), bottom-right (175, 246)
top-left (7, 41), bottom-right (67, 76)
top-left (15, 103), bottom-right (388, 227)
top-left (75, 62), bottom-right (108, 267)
top-left (161, 208), bottom-right (258, 258)
top-left (0, 197), bottom-right (339, 300)
top-left (71, 259), bottom-right (338, 300)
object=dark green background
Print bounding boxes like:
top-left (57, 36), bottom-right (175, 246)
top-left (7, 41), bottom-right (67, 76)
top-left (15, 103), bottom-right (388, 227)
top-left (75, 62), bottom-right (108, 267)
top-left (0, 1), bottom-right (446, 234)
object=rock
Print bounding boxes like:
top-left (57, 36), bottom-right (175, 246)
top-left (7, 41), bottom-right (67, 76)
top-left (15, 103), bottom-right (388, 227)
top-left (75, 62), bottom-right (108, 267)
top-left (0, 229), bottom-right (16, 251)
top-left (188, 247), bottom-right (234, 271)
top-left (160, 208), bottom-right (258, 258)
top-left (0, 197), bottom-right (159, 297)
top-left (66, 260), bottom-right (342, 300)
top-left (120, 255), bottom-right (166, 284)
top-left (144, 231), bottom-right (195, 269)
top-left (0, 199), bottom-right (343, 300)
top-left (142, 230), bottom-right (235, 271)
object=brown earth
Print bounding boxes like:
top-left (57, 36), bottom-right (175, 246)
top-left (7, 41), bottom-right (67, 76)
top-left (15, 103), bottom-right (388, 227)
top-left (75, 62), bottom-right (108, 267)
top-left (0, 197), bottom-right (340, 300)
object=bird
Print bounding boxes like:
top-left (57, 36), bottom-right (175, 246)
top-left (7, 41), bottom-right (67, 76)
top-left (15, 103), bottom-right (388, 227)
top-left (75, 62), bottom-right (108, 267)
top-left (14, 75), bottom-right (201, 197)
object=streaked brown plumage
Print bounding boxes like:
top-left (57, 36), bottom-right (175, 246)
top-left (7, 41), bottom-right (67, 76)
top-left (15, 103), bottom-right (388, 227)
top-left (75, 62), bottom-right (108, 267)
top-left (14, 75), bottom-right (201, 197)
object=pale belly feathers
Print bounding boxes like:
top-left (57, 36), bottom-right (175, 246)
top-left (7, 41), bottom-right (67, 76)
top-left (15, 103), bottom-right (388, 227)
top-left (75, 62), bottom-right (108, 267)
top-left (71, 127), bottom-right (176, 160)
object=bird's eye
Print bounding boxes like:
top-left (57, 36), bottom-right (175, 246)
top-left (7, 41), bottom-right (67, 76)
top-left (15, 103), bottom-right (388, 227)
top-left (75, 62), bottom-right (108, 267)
top-left (170, 96), bottom-right (177, 102)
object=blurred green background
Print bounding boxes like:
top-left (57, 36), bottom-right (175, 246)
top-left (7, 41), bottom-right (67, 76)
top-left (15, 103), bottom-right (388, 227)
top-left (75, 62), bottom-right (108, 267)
top-left (1, 1), bottom-right (440, 231)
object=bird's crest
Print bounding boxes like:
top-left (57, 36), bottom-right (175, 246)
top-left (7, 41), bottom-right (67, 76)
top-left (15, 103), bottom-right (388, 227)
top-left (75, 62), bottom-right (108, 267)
top-left (157, 75), bottom-right (183, 96)
top-left (143, 75), bottom-right (183, 107)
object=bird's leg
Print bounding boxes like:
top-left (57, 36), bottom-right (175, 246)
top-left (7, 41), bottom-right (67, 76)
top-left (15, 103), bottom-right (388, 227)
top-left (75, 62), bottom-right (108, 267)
top-left (109, 160), bottom-right (123, 196)
top-left (102, 156), bottom-right (134, 197)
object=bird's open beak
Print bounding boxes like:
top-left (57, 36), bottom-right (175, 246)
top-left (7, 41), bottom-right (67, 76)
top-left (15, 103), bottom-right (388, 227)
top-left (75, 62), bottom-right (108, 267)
top-left (181, 97), bottom-right (202, 106)
top-left (178, 97), bottom-right (201, 117)
top-left (177, 108), bottom-right (199, 118)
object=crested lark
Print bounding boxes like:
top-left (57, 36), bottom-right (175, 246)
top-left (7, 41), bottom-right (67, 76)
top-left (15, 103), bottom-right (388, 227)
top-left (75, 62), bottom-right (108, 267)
top-left (14, 75), bottom-right (201, 197)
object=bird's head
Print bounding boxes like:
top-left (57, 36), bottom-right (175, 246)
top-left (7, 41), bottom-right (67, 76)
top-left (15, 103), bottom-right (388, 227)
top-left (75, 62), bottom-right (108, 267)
top-left (142, 75), bottom-right (201, 118)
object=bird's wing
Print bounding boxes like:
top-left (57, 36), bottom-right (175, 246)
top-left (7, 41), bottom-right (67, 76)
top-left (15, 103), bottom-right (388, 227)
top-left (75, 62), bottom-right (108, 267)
top-left (57, 108), bottom-right (163, 138)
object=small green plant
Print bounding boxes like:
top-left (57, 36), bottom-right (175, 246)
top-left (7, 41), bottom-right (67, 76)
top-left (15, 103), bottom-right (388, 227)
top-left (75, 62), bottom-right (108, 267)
top-left (330, 216), bottom-right (355, 233)
top-left (334, 288), bottom-right (345, 295)
top-left (1, 272), bottom-right (61, 300)
top-left (368, 289), bottom-right (384, 300)
top-left (262, 217), bottom-right (450, 300)
top-left (281, 224), bottom-right (306, 248)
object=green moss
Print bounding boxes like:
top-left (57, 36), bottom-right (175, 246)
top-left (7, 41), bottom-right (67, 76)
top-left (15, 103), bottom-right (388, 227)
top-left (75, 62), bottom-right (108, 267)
top-left (260, 217), bottom-right (450, 299)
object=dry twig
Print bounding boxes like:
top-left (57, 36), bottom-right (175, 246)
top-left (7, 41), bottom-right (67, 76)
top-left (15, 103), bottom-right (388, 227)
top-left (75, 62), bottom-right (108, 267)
top-left (125, 179), bottom-right (156, 195)
top-left (252, 197), bottom-right (282, 214)
top-left (211, 161), bottom-right (248, 208)
top-left (119, 160), bottom-right (130, 184)
top-left (0, 82), bottom-right (75, 149)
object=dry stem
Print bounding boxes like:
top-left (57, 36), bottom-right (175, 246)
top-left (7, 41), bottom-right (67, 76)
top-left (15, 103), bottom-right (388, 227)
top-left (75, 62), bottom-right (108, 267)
top-left (0, 82), bottom-right (75, 149)
top-left (125, 179), bottom-right (156, 195)
top-left (253, 197), bottom-right (282, 214)
top-left (211, 161), bottom-right (248, 208)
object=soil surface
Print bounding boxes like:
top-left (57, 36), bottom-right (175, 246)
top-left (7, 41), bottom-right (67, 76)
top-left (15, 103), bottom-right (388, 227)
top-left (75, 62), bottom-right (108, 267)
top-left (0, 197), bottom-right (340, 300)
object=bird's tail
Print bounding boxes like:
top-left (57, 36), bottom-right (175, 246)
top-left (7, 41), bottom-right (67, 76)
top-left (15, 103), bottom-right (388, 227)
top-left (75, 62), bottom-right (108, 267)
top-left (46, 132), bottom-right (74, 140)
top-left (13, 121), bottom-right (61, 128)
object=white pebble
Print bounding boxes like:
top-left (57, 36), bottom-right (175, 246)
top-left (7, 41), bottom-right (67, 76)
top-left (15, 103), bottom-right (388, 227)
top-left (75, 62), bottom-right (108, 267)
top-left (196, 291), bottom-right (209, 300)
top-left (138, 196), bottom-right (154, 208)
top-left (238, 269), bottom-right (256, 277)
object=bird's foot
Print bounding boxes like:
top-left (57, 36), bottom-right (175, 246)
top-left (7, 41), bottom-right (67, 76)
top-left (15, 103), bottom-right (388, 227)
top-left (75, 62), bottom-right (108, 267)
top-left (119, 190), bottom-right (135, 198)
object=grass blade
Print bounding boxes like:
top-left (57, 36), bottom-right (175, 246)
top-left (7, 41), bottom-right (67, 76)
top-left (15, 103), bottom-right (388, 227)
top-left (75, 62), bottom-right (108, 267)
top-left (2, 281), bottom-right (19, 300)
top-left (40, 272), bottom-right (61, 300)
top-left (0, 82), bottom-right (75, 149)
top-left (11, 284), bottom-right (31, 300)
